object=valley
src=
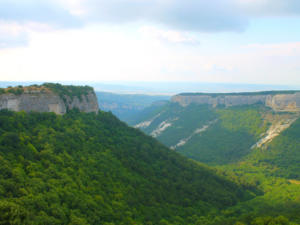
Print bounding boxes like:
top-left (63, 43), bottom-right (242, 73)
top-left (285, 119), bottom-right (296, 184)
top-left (134, 91), bottom-right (300, 165)
top-left (2, 0), bottom-right (300, 224)
top-left (96, 91), bottom-right (170, 125)
top-left (1, 84), bottom-right (300, 224)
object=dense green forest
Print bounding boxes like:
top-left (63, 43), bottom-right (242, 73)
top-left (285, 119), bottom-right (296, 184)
top-left (134, 103), bottom-right (270, 165)
top-left (0, 109), bottom-right (252, 225)
top-left (140, 103), bottom-right (217, 146)
top-left (1, 108), bottom-right (300, 224)
top-left (243, 117), bottom-right (300, 179)
top-left (1, 83), bottom-right (300, 224)
top-left (132, 100), bottom-right (300, 224)
top-left (177, 105), bottom-right (269, 165)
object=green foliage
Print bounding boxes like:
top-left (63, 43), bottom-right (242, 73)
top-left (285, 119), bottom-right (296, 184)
top-left (0, 83), bottom-right (93, 101)
top-left (142, 103), bottom-right (217, 147)
top-left (244, 117), bottom-right (300, 179)
top-left (251, 216), bottom-right (289, 225)
top-left (0, 87), bottom-right (24, 95)
top-left (134, 101), bottom-right (300, 224)
top-left (217, 106), bottom-right (268, 138)
top-left (0, 109), bottom-right (248, 224)
top-left (43, 83), bottom-right (94, 102)
top-left (0, 200), bottom-right (27, 225)
top-left (177, 105), bottom-right (267, 165)
top-left (178, 121), bottom-right (257, 165)
top-left (138, 103), bottom-right (268, 165)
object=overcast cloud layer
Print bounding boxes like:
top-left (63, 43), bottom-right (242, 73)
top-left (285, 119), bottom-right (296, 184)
top-left (1, 0), bottom-right (300, 33)
top-left (0, 0), bottom-right (300, 85)
top-left (1, 0), bottom-right (300, 48)
top-left (0, 0), bottom-right (80, 27)
top-left (83, 0), bottom-right (247, 32)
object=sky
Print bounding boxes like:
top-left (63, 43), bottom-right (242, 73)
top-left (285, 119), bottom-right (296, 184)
top-left (0, 0), bottom-right (300, 86)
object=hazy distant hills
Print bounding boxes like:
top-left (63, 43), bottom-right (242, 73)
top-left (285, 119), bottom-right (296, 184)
top-left (96, 91), bottom-right (170, 124)
top-left (134, 91), bottom-right (300, 167)
top-left (1, 81), bottom-right (300, 95)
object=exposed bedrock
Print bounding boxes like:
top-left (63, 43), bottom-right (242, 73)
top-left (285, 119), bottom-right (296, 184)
top-left (171, 92), bottom-right (300, 112)
top-left (0, 87), bottom-right (99, 115)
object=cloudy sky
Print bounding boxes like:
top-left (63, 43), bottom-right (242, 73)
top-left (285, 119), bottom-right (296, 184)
top-left (1, 0), bottom-right (300, 85)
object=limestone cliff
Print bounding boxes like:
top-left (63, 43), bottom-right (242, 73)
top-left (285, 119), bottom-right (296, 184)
top-left (0, 84), bottom-right (99, 115)
top-left (171, 91), bottom-right (300, 112)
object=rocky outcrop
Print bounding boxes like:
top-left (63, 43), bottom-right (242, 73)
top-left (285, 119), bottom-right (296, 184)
top-left (0, 85), bottom-right (99, 115)
top-left (265, 93), bottom-right (300, 112)
top-left (171, 92), bottom-right (300, 112)
top-left (251, 116), bottom-right (298, 149)
top-left (170, 119), bottom-right (218, 150)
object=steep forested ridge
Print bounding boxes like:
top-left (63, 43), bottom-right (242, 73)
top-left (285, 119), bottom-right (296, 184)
top-left (176, 105), bottom-right (269, 165)
top-left (134, 102), bottom-right (270, 165)
top-left (0, 109), bottom-right (248, 225)
top-left (133, 99), bottom-right (300, 224)
top-left (246, 117), bottom-right (300, 179)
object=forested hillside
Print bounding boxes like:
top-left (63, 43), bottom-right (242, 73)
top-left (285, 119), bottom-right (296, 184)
top-left (134, 102), bottom-right (272, 165)
top-left (132, 97), bottom-right (300, 224)
top-left (245, 117), bottom-right (300, 179)
top-left (216, 117), bottom-right (300, 224)
top-left (0, 109), bottom-right (249, 225)
top-left (176, 105), bottom-right (270, 164)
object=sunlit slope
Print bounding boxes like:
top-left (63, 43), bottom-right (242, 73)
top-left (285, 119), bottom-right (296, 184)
top-left (0, 110), bottom-right (248, 225)
top-left (248, 117), bottom-right (300, 179)
top-left (135, 100), bottom-right (300, 165)
top-left (134, 103), bottom-right (271, 164)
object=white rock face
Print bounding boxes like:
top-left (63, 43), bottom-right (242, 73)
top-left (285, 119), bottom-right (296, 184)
top-left (150, 117), bottom-right (178, 138)
top-left (0, 91), bottom-right (99, 115)
top-left (135, 112), bottom-right (162, 129)
top-left (6, 99), bottom-right (19, 111)
top-left (151, 121), bottom-right (172, 137)
top-left (171, 93), bottom-right (300, 112)
top-left (170, 119), bottom-right (217, 149)
top-left (252, 117), bottom-right (298, 149)
top-left (265, 93), bottom-right (300, 112)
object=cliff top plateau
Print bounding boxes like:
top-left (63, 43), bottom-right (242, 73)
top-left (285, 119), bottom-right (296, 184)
top-left (171, 90), bottom-right (300, 112)
top-left (0, 83), bottom-right (99, 114)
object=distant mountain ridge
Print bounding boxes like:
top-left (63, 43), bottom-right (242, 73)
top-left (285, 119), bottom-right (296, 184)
top-left (134, 90), bottom-right (300, 165)
top-left (0, 83), bottom-right (99, 115)
top-left (96, 91), bottom-right (170, 124)
top-left (172, 91), bottom-right (300, 112)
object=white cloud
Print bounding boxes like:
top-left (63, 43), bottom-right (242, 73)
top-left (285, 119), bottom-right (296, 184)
top-left (139, 26), bottom-right (200, 45)
top-left (0, 20), bottom-right (54, 48)
top-left (54, 0), bottom-right (87, 16)
top-left (0, 25), bottom-right (299, 85)
top-left (2, 0), bottom-right (300, 49)
top-left (235, 0), bottom-right (300, 16)
top-left (0, 0), bottom-right (300, 85)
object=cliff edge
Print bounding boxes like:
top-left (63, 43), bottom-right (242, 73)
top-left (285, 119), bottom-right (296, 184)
top-left (171, 91), bottom-right (300, 112)
top-left (0, 83), bottom-right (99, 115)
